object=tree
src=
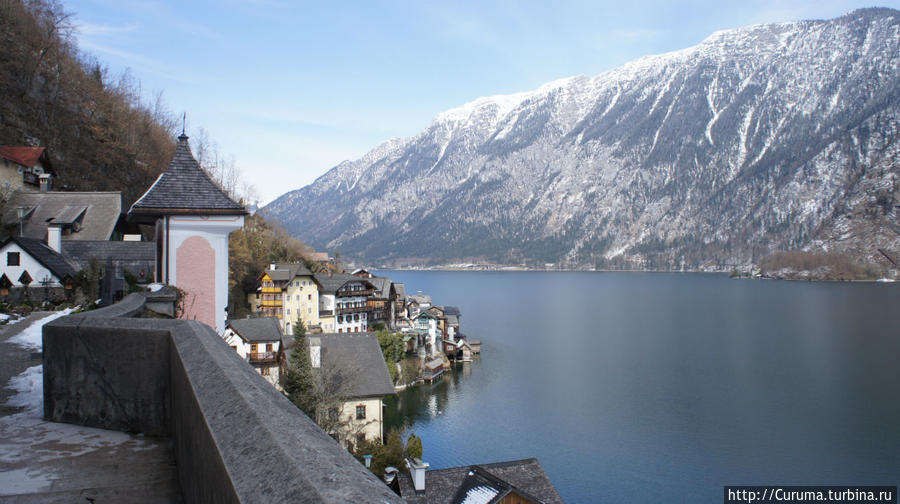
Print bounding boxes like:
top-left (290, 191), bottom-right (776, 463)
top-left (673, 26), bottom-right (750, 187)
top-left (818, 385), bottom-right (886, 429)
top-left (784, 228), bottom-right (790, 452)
top-left (283, 318), bottom-right (315, 417)
top-left (406, 433), bottom-right (423, 460)
top-left (377, 330), bottom-right (405, 383)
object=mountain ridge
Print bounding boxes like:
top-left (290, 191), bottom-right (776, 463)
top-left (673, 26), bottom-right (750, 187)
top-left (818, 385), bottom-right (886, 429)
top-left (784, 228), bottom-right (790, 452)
top-left (265, 8), bottom-right (900, 270)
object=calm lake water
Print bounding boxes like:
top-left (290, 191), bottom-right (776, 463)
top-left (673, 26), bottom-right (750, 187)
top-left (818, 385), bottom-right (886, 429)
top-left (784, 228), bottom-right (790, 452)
top-left (381, 271), bottom-right (900, 503)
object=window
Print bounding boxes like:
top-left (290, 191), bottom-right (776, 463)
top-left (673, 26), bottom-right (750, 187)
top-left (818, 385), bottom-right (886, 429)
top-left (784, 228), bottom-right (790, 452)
top-left (307, 307), bottom-right (311, 314)
top-left (18, 271), bottom-right (32, 285)
top-left (308, 294), bottom-right (312, 301)
top-left (356, 405), bottom-right (366, 420)
top-left (7, 252), bottom-right (20, 266)
top-left (251, 344), bottom-right (258, 352)
top-left (266, 343), bottom-right (273, 352)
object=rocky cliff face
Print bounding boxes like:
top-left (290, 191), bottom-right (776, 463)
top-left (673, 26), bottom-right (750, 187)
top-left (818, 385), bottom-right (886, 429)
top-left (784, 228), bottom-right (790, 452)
top-left (265, 8), bottom-right (900, 269)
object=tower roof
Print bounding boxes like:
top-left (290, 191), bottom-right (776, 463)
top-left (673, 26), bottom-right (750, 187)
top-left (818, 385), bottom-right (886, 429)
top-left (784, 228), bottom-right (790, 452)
top-left (128, 134), bottom-right (246, 219)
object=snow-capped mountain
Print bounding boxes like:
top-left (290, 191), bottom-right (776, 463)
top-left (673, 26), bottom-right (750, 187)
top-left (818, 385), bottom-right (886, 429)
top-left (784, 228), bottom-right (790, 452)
top-left (264, 8), bottom-right (900, 269)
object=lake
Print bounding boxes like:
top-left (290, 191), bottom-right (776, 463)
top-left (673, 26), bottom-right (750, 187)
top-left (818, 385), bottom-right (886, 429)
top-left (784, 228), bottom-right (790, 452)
top-left (380, 271), bottom-right (900, 503)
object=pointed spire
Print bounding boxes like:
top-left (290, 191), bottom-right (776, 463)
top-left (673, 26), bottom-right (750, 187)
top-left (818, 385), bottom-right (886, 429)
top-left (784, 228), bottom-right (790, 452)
top-left (127, 133), bottom-right (246, 219)
top-left (179, 112), bottom-right (188, 141)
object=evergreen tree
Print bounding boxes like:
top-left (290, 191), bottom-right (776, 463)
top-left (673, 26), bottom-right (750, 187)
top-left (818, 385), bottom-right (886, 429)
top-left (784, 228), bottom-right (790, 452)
top-left (406, 433), bottom-right (423, 460)
top-left (283, 318), bottom-right (316, 417)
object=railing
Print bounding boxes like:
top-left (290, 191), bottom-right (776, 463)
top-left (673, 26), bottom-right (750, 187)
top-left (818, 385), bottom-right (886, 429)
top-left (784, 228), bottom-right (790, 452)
top-left (249, 352), bottom-right (277, 363)
top-left (318, 310), bottom-right (334, 317)
top-left (336, 288), bottom-right (373, 298)
top-left (336, 306), bottom-right (369, 315)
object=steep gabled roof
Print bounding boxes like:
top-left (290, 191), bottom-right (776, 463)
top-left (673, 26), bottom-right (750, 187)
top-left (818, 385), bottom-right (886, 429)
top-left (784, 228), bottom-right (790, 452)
top-left (128, 134), bottom-right (246, 218)
top-left (1, 237), bottom-right (76, 280)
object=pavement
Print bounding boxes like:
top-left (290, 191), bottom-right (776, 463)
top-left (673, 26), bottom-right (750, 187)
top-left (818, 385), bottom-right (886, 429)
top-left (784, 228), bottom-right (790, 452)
top-left (0, 311), bottom-right (182, 503)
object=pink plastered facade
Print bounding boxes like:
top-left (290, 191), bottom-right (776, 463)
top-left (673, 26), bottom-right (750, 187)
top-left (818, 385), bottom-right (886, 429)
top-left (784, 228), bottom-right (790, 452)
top-left (176, 236), bottom-right (216, 329)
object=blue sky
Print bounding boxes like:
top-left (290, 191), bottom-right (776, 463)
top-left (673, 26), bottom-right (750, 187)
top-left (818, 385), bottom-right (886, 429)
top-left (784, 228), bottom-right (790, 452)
top-left (65, 0), bottom-right (900, 203)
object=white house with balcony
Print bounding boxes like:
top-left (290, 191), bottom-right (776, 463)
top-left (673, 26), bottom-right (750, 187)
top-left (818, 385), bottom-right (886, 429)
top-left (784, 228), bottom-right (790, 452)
top-left (315, 274), bottom-right (375, 333)
top-left (223, 317), bottom-right (284, 389)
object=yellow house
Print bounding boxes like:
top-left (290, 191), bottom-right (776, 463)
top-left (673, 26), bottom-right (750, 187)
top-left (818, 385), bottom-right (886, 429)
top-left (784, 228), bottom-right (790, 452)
top-left (254, 263), bottom-right (322, 335)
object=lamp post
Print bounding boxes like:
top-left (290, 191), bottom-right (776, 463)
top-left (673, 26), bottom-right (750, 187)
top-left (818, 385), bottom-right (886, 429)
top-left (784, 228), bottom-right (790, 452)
top-left (16, 207), bottom-right (24, 237)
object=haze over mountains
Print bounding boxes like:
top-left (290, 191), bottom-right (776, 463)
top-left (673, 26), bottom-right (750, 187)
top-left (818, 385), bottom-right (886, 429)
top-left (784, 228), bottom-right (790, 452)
top-left (265, 8), bottom-right (900, 269)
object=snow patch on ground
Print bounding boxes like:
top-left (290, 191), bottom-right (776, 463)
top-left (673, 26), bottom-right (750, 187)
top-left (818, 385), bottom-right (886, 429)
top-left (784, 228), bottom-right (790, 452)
top-left (4, 365), bottom-right (43, 418)
top-left (7, 309), bottom-right (73, 351)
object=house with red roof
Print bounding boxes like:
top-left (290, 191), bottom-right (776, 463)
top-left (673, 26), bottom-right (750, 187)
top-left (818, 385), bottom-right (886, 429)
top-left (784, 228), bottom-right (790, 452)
top-left (0, 146), bottom-right (56, 193)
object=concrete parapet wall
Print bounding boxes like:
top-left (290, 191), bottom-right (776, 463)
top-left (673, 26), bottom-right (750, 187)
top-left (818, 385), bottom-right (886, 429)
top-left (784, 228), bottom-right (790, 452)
top-left (43, 294), bottom-right (402, 503)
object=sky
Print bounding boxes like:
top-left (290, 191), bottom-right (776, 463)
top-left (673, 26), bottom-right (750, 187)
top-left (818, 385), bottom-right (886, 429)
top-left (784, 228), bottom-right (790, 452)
top-left (64, 0), bottom-right (900, 204)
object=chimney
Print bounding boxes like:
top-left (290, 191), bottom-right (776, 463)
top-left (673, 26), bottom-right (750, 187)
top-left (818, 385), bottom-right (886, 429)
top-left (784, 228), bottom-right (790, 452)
top-left (407, 458), bottom-right (429, 494)
top-left (39, 173), bottom-right (52, 192)
top-left (308, 337), bottom-right (321, 368)
top-left (269, 263), bottom-right (276, 271)
top-left (47, 225), bottom-right (62, 253)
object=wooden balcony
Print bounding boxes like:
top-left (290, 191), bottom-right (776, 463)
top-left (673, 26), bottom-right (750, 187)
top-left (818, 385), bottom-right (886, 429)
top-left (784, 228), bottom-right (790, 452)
top-left (249, 352), bottom-right (278, 363)
top-left (336, 288), bottom-right (373, 298)
top-left (336, 305), bottom-right (369, 315)
top-left (319, 310), bottom-right (334, 317)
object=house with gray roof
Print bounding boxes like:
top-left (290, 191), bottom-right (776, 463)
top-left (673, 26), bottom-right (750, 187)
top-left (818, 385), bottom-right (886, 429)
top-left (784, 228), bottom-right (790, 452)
top-left (224, 317), bottom-right (284, 388)
top-left (314, 273), bottom-right (376, 333)
top-left (286, 332), bottom-right (397, 447)
top-left (397, 458), bottom-right (564, 504)
top-left (0, 236), bottom-right (76, 292)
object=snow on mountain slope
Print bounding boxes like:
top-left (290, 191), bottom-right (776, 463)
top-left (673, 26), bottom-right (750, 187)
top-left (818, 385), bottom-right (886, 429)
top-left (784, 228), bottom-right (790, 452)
top-left (265, 8), bottom-right (900, 269)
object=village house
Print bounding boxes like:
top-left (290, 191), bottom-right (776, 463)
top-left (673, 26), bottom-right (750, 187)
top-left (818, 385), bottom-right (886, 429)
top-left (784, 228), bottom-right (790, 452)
top-left (223, 317), bottom-right (284, 389)
top-left (315, 273), bottom-right (375, 333)
top-left (0, 236), bottom-right (75, 296)
top-left (255, 262), bottom-right (322, 334)
top-left (288, 332), bottom-right (397, 449)
top-left (413, 310), bottom-right (442, 357)
top-left (0, 145), bottom-right (55, 193)
top-left (0, 189), bottom-right (154, 302)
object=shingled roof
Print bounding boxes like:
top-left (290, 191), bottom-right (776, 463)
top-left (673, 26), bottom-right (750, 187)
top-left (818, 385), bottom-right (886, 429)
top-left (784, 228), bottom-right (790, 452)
top-left (2, 191), bottom-right (122, 241)
top-left (128, 134), bottom-right (246, 218)
top-left (226, 317), bottom-right (284, 343)
top-left (310, 333), bottom-right (396, 399)
top-left (397, 458), bottom-right (564, 504)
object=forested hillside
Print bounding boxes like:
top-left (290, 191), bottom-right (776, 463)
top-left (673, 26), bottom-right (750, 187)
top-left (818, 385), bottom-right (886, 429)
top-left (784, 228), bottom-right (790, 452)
top-left (1, 0), bottom-right (312, 308)
top-left (0, 0), bottom-right (176, 205)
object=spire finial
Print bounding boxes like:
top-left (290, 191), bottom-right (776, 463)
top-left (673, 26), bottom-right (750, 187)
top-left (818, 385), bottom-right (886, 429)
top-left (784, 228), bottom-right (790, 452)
top-left (179, 112), bottom-right (188, 141)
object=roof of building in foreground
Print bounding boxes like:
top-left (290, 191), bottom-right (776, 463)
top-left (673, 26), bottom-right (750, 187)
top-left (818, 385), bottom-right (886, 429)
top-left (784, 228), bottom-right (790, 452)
top-left (128, 134), bottom-right (246, 218)
top-left (397, 458), bottom-right (564, 504)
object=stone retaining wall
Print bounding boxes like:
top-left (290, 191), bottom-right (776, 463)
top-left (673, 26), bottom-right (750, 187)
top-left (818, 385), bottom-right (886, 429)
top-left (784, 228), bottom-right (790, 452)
top-left (43, 293), bottom-right (401, 503)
